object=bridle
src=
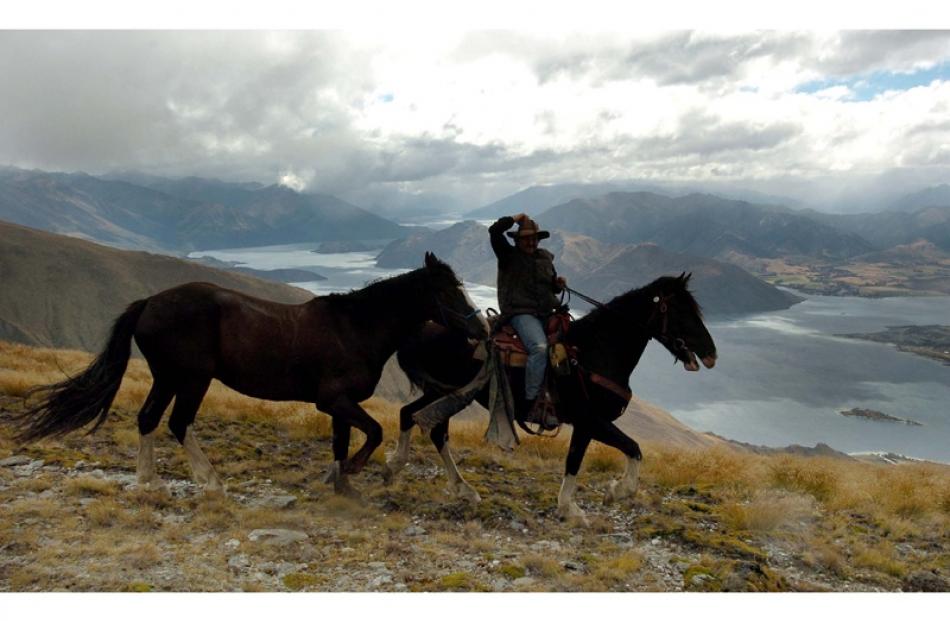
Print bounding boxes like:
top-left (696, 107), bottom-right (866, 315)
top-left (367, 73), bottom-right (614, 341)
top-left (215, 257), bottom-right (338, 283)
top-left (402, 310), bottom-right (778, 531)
top-left (434, 293), bottom-right (482, 330)
top-left (564, 286), bottom-right (691, 363)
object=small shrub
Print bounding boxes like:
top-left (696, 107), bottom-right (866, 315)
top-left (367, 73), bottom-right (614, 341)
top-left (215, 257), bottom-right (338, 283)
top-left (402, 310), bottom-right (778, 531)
top-left (439, 572), bottom-right (477, 591)
top-left (717, 491), bottom-right (814, 532)
top-left (854, 543), bottom-right (907, 578)
top-left (498, 564), bottom-right (526, 579)
top-left (522, 553), bottom-right (562, 578)
top-left (593, 552), bottom-right (643, 586)
top-left (122, 582), bottom-right (152, 592)
top-left (85, 498), bottom-right (126, 527)
top-left (65, 476), bottom-right (119, 497)
top-left (768, 456), bottom-right (839, 502)
top-left (283, 573), bottom-right (322, 590)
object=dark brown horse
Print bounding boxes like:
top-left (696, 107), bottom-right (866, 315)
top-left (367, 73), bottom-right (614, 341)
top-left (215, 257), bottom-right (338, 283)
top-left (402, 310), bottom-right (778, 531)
top-left (15, 253), bottom-right (488, 496)
top-left (386, 273), bottom-right (717, 522)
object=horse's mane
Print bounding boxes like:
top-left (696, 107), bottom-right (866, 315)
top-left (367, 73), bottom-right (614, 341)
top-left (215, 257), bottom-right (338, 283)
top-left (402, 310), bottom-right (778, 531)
top-left (572, 274), bottom-right (702, 334)
top-left (324, 258), bottom-right (461, 320)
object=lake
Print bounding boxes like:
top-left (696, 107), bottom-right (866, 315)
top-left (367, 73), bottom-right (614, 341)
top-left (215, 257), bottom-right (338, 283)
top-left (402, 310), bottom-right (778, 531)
top-left (190, 243), bottom-right (950, 463)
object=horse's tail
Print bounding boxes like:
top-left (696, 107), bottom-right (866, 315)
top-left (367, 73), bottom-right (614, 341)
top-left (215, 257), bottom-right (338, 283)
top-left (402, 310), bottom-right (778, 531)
top-left (13, 299), bottom-right (149, 443)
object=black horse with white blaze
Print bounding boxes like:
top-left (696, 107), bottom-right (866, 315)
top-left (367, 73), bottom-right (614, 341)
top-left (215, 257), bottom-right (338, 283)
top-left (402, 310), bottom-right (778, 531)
top-left (387, 273), bottom-right (717, 522)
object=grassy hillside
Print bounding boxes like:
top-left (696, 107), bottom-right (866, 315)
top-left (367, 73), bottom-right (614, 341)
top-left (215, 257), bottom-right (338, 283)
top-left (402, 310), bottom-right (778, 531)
top-left (0, 220), bottom-right (313, 351)
top-left (0, 341), bottom-right (946, 592)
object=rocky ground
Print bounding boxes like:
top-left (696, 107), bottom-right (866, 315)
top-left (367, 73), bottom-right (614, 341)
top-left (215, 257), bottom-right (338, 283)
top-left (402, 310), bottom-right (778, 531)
top-left (1, 401), bottom-right (946, 593)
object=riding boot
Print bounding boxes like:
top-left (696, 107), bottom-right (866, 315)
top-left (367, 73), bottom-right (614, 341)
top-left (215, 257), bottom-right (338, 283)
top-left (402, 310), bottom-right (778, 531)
top-left (528, 392), bottom-right (559, 431)
top-left (515, 392), bottom-right (534, 423)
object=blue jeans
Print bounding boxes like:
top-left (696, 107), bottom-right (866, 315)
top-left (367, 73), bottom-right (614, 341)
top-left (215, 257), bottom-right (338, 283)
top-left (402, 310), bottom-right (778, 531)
top-left (510, 314), bottom-right (548, 401)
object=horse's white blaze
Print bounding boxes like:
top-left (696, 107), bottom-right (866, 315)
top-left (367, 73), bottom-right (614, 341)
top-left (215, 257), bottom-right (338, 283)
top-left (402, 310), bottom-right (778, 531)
top-left (183, 427), bottom-right (224, 492)
top-left (136, 429), bottom-right (160, 485)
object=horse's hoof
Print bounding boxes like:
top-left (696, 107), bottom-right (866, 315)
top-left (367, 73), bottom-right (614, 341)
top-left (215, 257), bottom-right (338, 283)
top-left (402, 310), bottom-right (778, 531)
top-left (603, 480), bottom-right (637, 505)
top-left (341, 460), bottom-right (365, 476)
top-left (204, 479), bottom-right (228, 497)
top-left (334, 484), bottom-right (363, 502)
top-left (381, 464), bottom-right (395, 486)
top-left (322, 463), bottom-right (342, 485)
top-left (204, 485), bottom-right (228, 499)
top-left (558, 503), bottom-right (590, 527)
top-left (448, 484), bottom-right (482, 504)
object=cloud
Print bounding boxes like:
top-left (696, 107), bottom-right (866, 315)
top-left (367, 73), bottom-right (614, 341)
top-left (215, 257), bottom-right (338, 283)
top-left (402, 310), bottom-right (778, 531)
top-left (1, 30), bottom-right (950, 211)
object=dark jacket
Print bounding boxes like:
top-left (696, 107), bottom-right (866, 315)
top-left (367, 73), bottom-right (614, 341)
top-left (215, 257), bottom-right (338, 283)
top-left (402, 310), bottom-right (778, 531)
top-left (489, 216), bottom-right (562, 317)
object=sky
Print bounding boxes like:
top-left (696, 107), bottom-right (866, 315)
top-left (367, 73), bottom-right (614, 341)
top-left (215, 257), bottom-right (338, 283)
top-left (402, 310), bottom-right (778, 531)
top-left (3, 11), bottom-right (950, 212)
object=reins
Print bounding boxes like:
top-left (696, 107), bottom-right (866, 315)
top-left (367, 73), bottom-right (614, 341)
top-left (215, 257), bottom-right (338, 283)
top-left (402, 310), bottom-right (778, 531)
top-left (560, 284), bottom-right (690, 401)
top-left (437, 300), bottom-right (482, 327)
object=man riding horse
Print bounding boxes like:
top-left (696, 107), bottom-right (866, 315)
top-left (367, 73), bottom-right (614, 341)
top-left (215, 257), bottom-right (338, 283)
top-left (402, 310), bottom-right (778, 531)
top-left (489, 213), bottom-right (566, 429)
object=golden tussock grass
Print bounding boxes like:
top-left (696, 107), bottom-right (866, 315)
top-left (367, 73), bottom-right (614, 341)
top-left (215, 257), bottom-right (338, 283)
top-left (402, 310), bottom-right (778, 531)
top-left (522, 553), bottom-right (563, 578)
top-left (83, 498), bottom-right (127, 527)
top-left (7, 497), bottom-right (61, 520)
top-left (768, 455), bottom-right (841, 502)
top-left (592, 552), bottom-right (644, 584)
top-left (116, 541), bottom-right (164, 570)
top-left (801, 537), bottom-right (848, 578)
top-left (4, 338), bottom-right (950, 593)
top-left (853, 542), bottom-right (907, 578)
top-left (15, 474), bottom-right (57, 493)
top-left (717, 490), bottom-right (816, 533)
top-left (643, 444), bottom-right (760, 492)
top-left (64, 476), bottom-right (119, 497)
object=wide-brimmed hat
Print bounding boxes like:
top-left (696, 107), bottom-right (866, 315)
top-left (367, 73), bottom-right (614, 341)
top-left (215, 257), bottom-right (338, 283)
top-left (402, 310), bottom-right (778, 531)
top-left (507, 217), bottom-right (550, 240)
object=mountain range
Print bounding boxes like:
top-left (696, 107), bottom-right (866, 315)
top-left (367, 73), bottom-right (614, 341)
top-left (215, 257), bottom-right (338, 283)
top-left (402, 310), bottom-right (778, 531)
top-left (376, 220), bottom-right (800, 316)
top-left (4, 165), bottom-right (949, 307)
top-left (464, 181), bottom-right (801, 220)
top-left (0, 167), bottom-right (413, 253)
top-left (539, 192), bottom-right (876, 260)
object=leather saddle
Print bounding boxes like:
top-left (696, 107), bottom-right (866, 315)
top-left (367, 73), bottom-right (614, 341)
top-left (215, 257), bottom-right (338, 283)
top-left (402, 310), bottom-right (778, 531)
top-left (488, 312), bottom-right (573, 434)
top-left (489, 312), bottom-right (572, 368)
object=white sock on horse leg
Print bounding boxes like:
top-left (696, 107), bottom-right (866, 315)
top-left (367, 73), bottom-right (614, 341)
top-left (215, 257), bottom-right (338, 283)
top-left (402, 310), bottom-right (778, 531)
top-left (439, 443), bottom-right (463, 487)
top-left (137, 429), bottom-right (160, 485)
top-left (183, 427), bottom-right (223, 490)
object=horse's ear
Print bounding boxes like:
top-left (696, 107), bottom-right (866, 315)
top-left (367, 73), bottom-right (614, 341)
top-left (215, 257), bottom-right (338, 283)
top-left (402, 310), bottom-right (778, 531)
top-left (684, 272), bottom-right (692, 284)
top-left (424, 251), bottom-right (434, 267)
top-left (678, 271), bottom-right (686, 281)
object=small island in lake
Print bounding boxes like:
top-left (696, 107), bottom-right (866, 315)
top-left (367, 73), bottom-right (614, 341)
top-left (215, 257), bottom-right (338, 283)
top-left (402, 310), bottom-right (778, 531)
top-left (836, 325), bottom-right (950, 365)
top-left (840, 408), bottom-right (922, 426)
